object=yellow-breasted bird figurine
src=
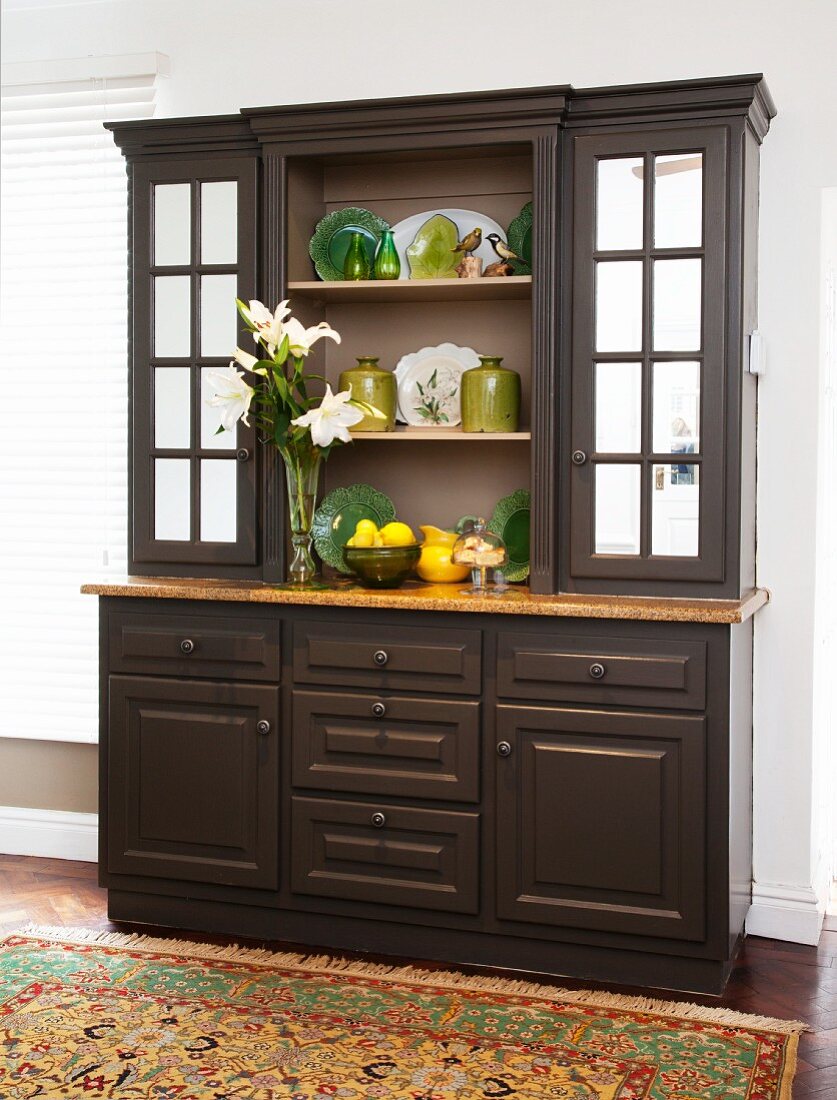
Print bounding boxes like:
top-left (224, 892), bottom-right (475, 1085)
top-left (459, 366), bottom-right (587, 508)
top-left (452, 227), bottom-right (482, 254)
top-left (486, 233), bottom-right (520, 262)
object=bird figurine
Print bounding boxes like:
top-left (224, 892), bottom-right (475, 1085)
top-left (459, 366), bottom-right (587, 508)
top-left (486, 233), bottom-right (520, 263)
top-left (452, 227), bottom-right (482, 254)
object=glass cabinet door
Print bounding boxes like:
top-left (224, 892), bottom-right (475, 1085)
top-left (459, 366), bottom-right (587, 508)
top-left (132, 158), bottom-right (258, 566)
top-left (569, 127), bottom-right (727, 584)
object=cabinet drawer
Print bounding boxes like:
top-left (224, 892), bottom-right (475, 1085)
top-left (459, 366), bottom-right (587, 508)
top-left (109, 611), bottom-right (280, 682)
top-left (292, 690), bottom-right (480, 801)
top-left (498, 632), bottom-right (706, 709)
top-left (291, 796), bottom-right (479, 913)
top-left (293, 620), bottom-right (481, 694)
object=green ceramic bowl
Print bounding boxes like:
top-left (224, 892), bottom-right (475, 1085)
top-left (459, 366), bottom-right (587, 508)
top-left (343, 544), bottom-right (421, 589)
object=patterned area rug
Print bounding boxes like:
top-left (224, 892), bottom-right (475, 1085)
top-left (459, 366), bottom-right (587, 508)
top-left (0, 929), bottom-right (803, 1099)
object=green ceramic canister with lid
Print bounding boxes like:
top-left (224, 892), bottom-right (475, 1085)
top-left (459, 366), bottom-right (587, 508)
top-left (461, 355), bottom-right (521, 432)
top-left (338, 357), bottom-right (396, 432)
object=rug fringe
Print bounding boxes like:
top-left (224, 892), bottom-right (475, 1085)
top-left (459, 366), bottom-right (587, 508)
top-left (13, 924), bottom-right (807, 1036)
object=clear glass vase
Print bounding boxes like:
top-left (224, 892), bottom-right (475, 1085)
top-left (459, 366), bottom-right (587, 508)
top-left (279, 442), bottom-right (323, 586)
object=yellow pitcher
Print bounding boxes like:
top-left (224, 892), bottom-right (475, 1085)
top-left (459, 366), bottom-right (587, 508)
top-left (417, 525), bottom-right (471, 583)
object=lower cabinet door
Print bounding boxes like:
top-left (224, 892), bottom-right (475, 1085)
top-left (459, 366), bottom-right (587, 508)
top-left (495, 705), bottom-right (706, 941)
top-left (291, 796), bottom-right (480, 914)
top-left (107, 676), bottom-right (279, 889)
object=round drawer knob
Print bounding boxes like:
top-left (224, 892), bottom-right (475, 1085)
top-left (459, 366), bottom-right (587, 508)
top-left (180, 638), bottom-right (195, 655)
top-left (571, 449), bottom-right (588, 466)
top-left (256, 720), bottom-right (271, 736)
top-left (373, 649), bottom-right (389, 667)
top-left (589, 662), bottom-right (606, 680)
top-left (371, 811), bottom-right (386, 828)
top-left (371, 702), bottom-right (387, 719)
top-left (497, 741), bottom-right (513, 758)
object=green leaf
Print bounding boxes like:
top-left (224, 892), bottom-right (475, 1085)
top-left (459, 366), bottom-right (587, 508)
top-left (406, 214), bottom-right (460, 279)
top-left (214, 424), bottom-right (228, 435)
top-left (235, 298), bottom-right (255, 328)
top-left (276, 333), bottom-right (290, 364)
top-left (273, 411), bottom-right (291, 448)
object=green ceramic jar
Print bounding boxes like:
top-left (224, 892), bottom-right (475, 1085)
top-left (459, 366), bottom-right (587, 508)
top-left (338, 357), bottom-right (396, 432)
top-left (461, 356), bottom-right (521, 433)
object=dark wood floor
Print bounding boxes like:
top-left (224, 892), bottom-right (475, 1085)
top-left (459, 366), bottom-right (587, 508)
top-left (1, 855), bottom-right (834, 1095)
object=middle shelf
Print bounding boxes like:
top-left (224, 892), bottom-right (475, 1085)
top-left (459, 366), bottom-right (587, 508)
top-left (287, 276), bottom-right (532, 304)
top-left (350, 426), bottom-right (532, 441)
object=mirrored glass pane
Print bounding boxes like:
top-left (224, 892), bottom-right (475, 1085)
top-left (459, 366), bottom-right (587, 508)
top-left (201, 367), bottom-right (237, 450)
top-left (596, 157), bottom-right (644, 251)
top-left (595, 261), bottom-right (643, 352)
top-left (201, 181), bottom-right (238, 265)
top-left (653, 258), bottom-right (701, 351)
top-left (154, 275), bottom-right (191, 358)
top-left (154, 184), bottom-right (190, 266)
top-left (654, 154), bottom-right (702, 248)
top-left (154, 458), bottom-right (191, 541)
top-left (200, 460), bottom-right (237, 542)
top-left (200, 274), bottom-right (238, 357)
top-left (154, 368), bottom-right (191, 449)
top-left (653, 361), bottom-right (701, 454)
top-left (595, 464), bottom-right (641, 555)
top-left (595, 362), bottom-right (642, 453)
top-left (652, 463), bottom-right (700, 556)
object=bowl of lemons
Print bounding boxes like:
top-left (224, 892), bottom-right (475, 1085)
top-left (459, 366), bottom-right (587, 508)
top-left (343, 519), bottom-right (420, 588)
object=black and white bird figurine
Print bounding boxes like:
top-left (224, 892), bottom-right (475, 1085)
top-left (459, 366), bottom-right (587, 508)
top-left (486, 233), bottom-right (520, 263)
top-left (452, 227), bottom-right (482, 254)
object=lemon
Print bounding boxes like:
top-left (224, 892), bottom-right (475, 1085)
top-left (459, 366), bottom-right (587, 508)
top-left (373, 533), bottom-right (384, 546)
top-left (379, 521), bottom-right (416, 547)
top-left (352, 531), bottom-right (375, 548)
top-left (354, 518), bottom-right (378, 537)
top-left (346, 535), bottom-right (356, 547)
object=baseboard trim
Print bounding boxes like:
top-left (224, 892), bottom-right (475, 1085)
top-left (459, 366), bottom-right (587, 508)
top-left (0, 806), bottom-right (98, 863)
top-left (746, 882), bottom-right (825, 946)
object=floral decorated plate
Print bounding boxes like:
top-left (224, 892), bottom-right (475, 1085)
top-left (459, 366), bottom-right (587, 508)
top-left (488, 489), bottom-right (531, 582)
top-left (312, 483), bottom-right (396, 573)
top-left (394, 343), bottom-right (481, 427)
top-left (308, 207), bottom-right (390, 281)
top-left (390, 208), bottom-right (506, 278)
top-left (506, 201), bottom-right (533, 275)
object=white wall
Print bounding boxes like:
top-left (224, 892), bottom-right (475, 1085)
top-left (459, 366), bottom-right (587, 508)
top-left (3, 0), bottom-right (837, 939)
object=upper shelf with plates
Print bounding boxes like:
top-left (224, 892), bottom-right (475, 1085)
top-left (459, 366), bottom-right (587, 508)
top-left (286, 276), bottom-right (532, 303)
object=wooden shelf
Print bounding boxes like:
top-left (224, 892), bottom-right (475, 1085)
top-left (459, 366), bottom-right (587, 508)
top-left (350, 427), bottom-right (531, 441)
top-left (287, 276), bottom-right (532, 303)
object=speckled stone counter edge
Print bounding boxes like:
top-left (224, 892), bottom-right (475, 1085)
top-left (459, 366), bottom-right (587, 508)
top-left (81, 578), bottom-right (769, 624)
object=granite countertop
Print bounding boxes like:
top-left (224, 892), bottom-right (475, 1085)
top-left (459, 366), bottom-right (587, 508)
top-left (81, 577), bottom-right (769, 624)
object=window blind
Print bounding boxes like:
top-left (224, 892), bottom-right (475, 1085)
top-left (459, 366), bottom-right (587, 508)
top-left (0, 61), bottom-right (159, 742)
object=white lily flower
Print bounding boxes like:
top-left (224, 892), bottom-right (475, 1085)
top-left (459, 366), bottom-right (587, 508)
top-left (291, 385), bottom-right (363, 447)
top-left (283, 317), bottom-right (341, 357)
top-left (231, 347), bottom-right (261, 372)
top-left (206, 365), bottom-right (255, 430)
top-left (241, 299), bottom-right (291, 354)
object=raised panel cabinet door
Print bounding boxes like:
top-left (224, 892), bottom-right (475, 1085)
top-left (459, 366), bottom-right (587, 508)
top-left (107, 676), bottom-right (279, 889)
top-left (495, 705), bottom-right (706, 941)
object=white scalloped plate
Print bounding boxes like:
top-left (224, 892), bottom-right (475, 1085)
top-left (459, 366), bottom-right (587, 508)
top-left (394, 342), bottom-right (481, 427)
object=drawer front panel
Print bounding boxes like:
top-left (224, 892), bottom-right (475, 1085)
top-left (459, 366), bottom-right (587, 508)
top-left (109, 611), bottom-right (280, 681)
top-left (498, 632), bottom-right (706, 709)
top-left (291, 796), bottom-right (479, 913)
top-left (293, 621), bottom-right (481, 694)
top-left (292, 691), bottom-right (480, 801)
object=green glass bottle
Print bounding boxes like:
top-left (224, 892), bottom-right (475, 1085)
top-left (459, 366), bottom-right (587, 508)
top-left (342, 231), bottom-right (370, 280)
top-left (461, 355), bottom-right (521, 433)
top-left (373, 229), bottom-right (401, 280)
top-left (338, 357), bottom-right (396, 431)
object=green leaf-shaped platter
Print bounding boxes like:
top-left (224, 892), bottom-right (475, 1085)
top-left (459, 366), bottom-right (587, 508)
top-left (488, 489), bottom-right (531, 582)
top-left (507, 201), bottom-right (533, 276)
top-left (312, 483), bottom-right (396, 573)
top-left (406, 214), bottom-right (460, 279)
top-left (309, 207), bottom-right (390, 281)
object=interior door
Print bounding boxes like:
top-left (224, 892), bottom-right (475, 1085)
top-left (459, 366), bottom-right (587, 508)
top-left (495, 704), bottom-right (707, 941)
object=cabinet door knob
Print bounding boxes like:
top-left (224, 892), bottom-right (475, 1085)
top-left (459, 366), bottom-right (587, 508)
top-left (371, 811), bottom-right (386, 828)
top-left (256, 719), bottom-right (271, 736)
top-left (589, 662), bottom-right (606, 680)
top-left (371, 702), bottom-right (386, 718)
top-left (373, 649), bottom-right (389, 667)
top-left (180, 638), bottom-right (195, 654)
top-left (236, 448), bottom-right (250, 462)
top-left (571, 449), bottom-right (588, 466)
top-left (497, 741), bottom-right (513, 757)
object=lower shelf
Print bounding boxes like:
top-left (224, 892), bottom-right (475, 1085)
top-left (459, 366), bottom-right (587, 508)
top-left (350, 427), bottom-right (531, 441)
